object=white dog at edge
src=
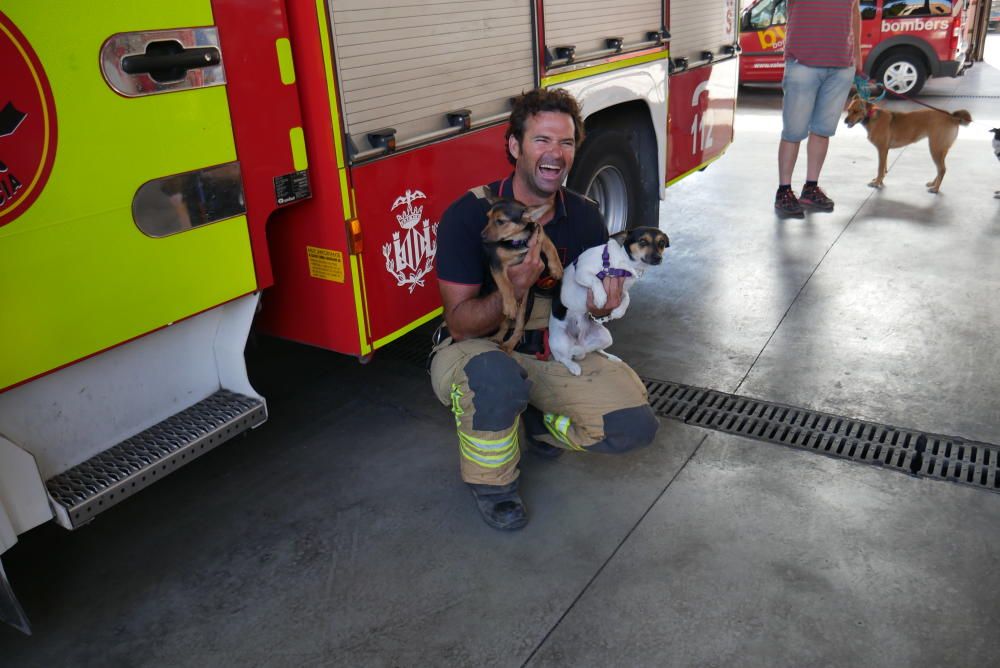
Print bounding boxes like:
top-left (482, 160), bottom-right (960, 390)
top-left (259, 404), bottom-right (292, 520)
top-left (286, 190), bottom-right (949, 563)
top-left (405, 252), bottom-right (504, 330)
top-left (549, 226), bottom-right (670, 375)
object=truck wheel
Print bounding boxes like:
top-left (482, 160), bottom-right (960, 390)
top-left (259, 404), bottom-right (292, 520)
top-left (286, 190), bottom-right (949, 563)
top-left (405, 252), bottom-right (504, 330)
top-left (874, 50), bottom-right (927, 96)
top-left (569, 129), bottom-right (640, 234)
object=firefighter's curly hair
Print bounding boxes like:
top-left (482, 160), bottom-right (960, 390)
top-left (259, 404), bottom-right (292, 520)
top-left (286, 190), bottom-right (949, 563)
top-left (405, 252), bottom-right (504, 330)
top-left (505, 88), bottom-right (585, 165)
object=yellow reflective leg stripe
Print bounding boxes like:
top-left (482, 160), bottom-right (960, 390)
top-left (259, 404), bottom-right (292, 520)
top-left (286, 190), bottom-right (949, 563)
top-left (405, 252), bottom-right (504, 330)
top-left (544, 413), bottom-right (583, 451)
top-left (457, 424), bottom-right (519, 469)
top-left (450, 384), bottom-right (464, 427)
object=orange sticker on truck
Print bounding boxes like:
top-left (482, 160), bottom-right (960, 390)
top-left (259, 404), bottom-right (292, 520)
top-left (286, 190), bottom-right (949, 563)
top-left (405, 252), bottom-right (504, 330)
top-left (306, 246), bottom-right (345, 283)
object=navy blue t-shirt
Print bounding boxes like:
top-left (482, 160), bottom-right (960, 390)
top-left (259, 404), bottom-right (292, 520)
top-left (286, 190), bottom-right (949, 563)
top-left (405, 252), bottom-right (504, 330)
top-left (435, 176), bottom-right (607, 296)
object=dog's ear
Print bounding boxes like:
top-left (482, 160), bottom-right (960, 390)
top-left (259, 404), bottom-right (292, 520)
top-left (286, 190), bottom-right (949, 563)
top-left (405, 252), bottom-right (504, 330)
top-left (610, 230), bottom-right (629, 245)
top-left (524, 202), bottom-right (551, 223)
top-left (481, 185), bottom-right (500, 206)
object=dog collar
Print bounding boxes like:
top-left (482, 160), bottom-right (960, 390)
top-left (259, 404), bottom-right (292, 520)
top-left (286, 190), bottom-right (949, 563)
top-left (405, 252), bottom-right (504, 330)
top-left (866, 106), bottom-right (878, 120)
top-left (483, 235), bottom-right (531, 249)
top-left (594, 244), bottom-right (633, 280)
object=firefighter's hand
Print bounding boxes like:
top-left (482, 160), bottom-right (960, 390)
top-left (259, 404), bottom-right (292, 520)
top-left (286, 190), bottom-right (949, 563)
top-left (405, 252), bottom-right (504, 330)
top-left (587, 276), bottom-right (624, 317)
top-left (508, 231), bottom-right (544, 301)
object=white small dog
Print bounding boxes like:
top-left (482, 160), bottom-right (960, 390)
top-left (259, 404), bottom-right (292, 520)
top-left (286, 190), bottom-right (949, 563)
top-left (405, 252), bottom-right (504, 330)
top-left (549, 226), bottom-right (669, 375)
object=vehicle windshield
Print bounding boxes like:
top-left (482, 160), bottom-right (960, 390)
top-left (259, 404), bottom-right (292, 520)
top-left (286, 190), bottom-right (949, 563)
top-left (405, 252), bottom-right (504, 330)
top-left (883, 0), bottom-right (952, 17)
top-left (746, 0), bottom-right (787, 30)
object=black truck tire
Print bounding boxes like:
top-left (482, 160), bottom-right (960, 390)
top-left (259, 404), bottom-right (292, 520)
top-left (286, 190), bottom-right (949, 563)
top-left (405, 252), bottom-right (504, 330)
top-left (568, 128), bottom-right (642, 234)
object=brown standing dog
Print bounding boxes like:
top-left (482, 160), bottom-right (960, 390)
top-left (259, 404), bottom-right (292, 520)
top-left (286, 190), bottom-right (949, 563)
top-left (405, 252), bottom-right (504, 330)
top-left (479, 188), bottom-right (563, 353)
top-left (844, 95), bottom-right (972, 193)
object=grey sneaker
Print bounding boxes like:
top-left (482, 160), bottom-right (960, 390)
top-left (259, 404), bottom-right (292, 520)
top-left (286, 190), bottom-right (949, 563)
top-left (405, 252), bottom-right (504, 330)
top-left (799, 184), bottom-right (834, 211)
top-left (775, 188), bottom-right (804, 218)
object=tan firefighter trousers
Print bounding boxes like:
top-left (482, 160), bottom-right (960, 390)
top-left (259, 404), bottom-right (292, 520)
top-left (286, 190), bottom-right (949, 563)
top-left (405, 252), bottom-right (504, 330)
top-left (429, 334), bottom-right (659, 487)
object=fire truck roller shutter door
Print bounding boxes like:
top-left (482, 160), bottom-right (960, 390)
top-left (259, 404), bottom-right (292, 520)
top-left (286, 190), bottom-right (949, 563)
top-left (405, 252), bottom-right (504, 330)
top-left (669, 0), bottom-right (742, 66)
top-left (543, 0), bottom-right (663, 61)
top-left (328, 0), bottom-right (535, 156)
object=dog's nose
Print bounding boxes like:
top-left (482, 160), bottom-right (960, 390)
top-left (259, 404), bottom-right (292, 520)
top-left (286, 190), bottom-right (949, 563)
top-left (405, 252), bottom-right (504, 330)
top-left (650, 255), bottom-right (662, 265)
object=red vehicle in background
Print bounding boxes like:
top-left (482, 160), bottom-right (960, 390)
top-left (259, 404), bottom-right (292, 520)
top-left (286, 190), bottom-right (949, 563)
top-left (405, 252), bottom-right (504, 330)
top-left (739, 0), bottom-right (988, 95)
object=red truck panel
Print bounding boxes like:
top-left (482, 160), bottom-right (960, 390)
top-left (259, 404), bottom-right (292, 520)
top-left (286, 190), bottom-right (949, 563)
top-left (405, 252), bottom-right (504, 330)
top-left (351, 126), bottom-right (510, 350)
top-left (253, 0), bottom-right (360, 354)
top-left (667, 61), bottom-right (738, 183)
top-left (213, 0), bottom-right (306, 289)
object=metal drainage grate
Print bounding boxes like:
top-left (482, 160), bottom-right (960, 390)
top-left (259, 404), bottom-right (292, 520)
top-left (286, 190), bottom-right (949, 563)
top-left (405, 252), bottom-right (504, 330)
top-left (374, 325), bottom-right (1000, 493)
top-left (46, 389), bottom-right (266, 529)
top-left (645, 378), bottom-right (1000, 494)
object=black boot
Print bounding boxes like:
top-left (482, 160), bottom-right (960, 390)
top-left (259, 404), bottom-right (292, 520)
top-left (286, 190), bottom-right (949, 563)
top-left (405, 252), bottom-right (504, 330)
top-left (468, 481), bottom-right (528, 531)
top-left (521, 406), bottom-right (564, 459)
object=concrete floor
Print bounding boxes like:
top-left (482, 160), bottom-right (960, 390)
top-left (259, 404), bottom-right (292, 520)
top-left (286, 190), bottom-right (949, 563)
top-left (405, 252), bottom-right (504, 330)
top-left (3, 36), bottom-right (1000, 667)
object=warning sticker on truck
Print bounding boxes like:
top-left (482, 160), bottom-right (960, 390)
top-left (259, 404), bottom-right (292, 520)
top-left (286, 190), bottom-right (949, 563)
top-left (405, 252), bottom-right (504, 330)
top-left (306, 246), bottom-right (345, 283)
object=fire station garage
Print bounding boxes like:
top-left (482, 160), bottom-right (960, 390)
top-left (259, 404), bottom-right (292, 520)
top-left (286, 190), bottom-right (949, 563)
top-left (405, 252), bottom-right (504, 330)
top-left (3, 1), bottom-right (1000, 666)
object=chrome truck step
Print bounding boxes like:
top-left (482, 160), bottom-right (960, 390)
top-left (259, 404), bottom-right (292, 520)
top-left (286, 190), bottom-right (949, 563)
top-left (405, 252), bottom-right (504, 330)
top-left (45, 390), bottom-right (266, 529)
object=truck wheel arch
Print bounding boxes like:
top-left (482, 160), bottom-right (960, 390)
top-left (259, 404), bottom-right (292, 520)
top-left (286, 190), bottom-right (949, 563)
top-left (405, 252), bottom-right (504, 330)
top-left (864, 36), bottom-right (939, 77)
top-left (569, 101), bottom-right (660, 231)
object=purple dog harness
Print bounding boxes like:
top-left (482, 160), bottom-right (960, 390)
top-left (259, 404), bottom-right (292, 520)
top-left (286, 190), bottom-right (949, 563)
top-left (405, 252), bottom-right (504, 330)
top-left (575, 244), bottom-right (633, 280)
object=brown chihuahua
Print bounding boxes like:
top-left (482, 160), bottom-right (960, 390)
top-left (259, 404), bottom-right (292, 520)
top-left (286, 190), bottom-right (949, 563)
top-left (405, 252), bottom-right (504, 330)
top-left (844, 95), bottom-right (972, 193)
top-left (480, 188), bottom-right (563, 353)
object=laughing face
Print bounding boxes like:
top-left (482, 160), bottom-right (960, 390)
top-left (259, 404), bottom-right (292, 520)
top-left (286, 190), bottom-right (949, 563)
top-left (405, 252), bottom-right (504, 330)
top-left (508, 111), bottom-right (577, 203)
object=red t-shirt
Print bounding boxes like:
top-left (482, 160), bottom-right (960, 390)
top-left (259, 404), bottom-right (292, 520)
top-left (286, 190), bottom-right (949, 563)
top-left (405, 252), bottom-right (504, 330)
top-left (785, 0), bottom-right (855, 68)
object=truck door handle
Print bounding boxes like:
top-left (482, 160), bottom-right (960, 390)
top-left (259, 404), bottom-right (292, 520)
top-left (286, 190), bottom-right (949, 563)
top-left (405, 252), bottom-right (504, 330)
top-left (122, 41), bottom-right (221, 83)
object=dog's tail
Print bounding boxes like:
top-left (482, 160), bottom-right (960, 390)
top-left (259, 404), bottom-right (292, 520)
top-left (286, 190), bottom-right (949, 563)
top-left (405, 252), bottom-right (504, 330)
top-left (951, 110), bottom-right (972, 126)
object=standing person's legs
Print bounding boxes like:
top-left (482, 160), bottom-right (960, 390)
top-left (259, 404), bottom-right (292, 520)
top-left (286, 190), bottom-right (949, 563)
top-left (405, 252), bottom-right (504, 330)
top-left (799, 66), bottom-right (855, 210)
top-left (805, 133), bottom-right (830, 182)
top-left (777, 59), bottom-right (821, 217)
top-left (779, 59), bottom-right (820, 181)
top-left (778, 139), bottom-right (801, 186)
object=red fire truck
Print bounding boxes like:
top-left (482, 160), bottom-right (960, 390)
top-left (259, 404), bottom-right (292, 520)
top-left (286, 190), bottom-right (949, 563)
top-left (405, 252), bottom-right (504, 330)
top-left (739, 0), bottom-right (991, 95)
top-left (0, 0), bottom-right (739, 631)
